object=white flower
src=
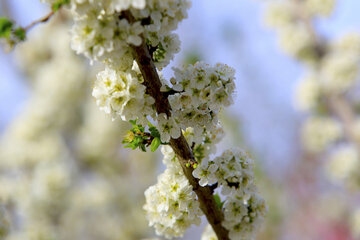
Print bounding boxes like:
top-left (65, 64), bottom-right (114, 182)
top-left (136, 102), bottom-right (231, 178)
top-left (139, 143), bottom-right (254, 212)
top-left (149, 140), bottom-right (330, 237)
top-left (302, 117), bottom-right (342, 153)
top-left (326, 144), bottom-right (360, 190)
top-left (222, 193), bottom-right (267, 240)
top-left (295, 74), bottom-right (320, 111)
top-left (320, 53), bottom-right (360, 93)
top-left (144, 167), bottom-right (202, 239)
top-left (92, 66), bottom-right (154, 121)
top-left (201, 224), bottom-right (218, 240)
top-left (157, 113), bottom-right (181, 142)
top-left (169, 62), bottom-right (236, 134)
top-left (264, 1), bottom-right (294, 28)
top-left (305, 0), bottom-right (335, 17)
top-left (278, 23), bottom-right (313, 59)
top-left (192, 159), bottom-right (218, 186)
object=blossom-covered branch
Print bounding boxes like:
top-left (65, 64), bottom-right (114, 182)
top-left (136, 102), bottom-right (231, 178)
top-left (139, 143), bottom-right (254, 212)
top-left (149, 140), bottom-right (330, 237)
top-left (123, 11), bottom-right (229, 238)
top-left (5, 0), bottom-right (267, 239)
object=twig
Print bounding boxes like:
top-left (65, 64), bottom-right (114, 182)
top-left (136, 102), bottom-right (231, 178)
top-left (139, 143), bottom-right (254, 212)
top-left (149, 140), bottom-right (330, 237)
top-left (123, 11), bottom-right (230, 240)
top-left (24, 11), bottom-right (55, 32)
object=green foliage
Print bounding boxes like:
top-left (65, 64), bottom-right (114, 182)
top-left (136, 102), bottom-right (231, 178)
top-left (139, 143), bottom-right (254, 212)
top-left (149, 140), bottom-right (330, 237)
top-left (13, 27), bottom-right (26, 41)
top-left (0, 17), bottom-right (13, 38)
top-left (193, 144), bottom-right (205, 162)
top-left (153, 42), bottom-right (166, 62)
top-left (214, 194), bottom-right (224, 209)
top-left (0, 17), bottom-right (27, 50)
top-left (150, 137), bottom-right (161, 152)
top-left (122, 120), bottom-right (163, 152)
top-left (52, 0), bottom-right (70, 12)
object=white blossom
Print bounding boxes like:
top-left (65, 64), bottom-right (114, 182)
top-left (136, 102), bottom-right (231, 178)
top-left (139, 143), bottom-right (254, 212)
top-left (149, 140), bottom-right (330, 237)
top-left (223, 193), bottom-right (267, 240)
top-left (302, 117), bottom-right (342, 153)
top-left (326, 144), bottom-right (360, 190)
top-left (92, 66), bottom-right (155, 122)
top-left (294, 74), bottom-right (320, 111)
top-left (157, 113), bottom-right (181, 143)
top-left (144, 164), bottom-right (202, 239)
top-left (201, 224), bottom-right (218, 240)
top-left (304, 0), bottom-right (335, 17)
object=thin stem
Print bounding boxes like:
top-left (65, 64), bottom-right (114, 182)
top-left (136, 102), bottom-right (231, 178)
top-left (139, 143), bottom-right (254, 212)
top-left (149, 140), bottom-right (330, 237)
top-left (24, 11), bottom-right (55, 32)
top-left (123, 11), bottom-right (230, 240)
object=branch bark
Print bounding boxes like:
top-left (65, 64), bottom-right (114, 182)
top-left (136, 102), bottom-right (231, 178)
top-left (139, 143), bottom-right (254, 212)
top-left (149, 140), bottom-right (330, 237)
top-left (123, 11), bottom-right (230, 240)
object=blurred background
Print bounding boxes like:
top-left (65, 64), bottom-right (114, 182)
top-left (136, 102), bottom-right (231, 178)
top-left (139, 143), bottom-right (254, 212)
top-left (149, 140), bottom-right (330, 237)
top-left (1, 0), bottom-right (360, 239)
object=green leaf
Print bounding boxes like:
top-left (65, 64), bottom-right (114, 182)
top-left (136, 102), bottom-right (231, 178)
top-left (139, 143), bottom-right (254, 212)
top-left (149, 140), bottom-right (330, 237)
top-left (149, 126), bottom-right (160, 138)
top-left (14, 27), bottom-right (26, 41)
top-left (129, 119), bottom-right (137, 127)
top-left (147, 120), bottom-right (155, 128)
top-left (0, 17), bottom-right (13, 39)
top-left (140, 143), bottom-right (147, 152)
top-left (51, 0), bottom-right (70, 12)
top-left (150, 137), bottom-right (161, 152)
top-left (214, 194), bottom-right (224, 209)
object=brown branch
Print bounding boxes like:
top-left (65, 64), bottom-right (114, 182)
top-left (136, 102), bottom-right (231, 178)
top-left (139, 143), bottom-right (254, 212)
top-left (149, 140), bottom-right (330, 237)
top-left (24, 11), bottom-right (55, 32)
top-left (123, 11), bottom-right (230, 240)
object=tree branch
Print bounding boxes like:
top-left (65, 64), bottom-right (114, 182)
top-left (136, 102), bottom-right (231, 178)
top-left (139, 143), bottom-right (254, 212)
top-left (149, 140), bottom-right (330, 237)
top-left (123, 11), bottom-right (230, 240)
top-left (24, 11), bottom-right (55, 32)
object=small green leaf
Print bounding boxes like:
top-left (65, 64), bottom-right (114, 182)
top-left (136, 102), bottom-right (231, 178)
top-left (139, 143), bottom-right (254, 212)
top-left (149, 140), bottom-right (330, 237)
top-left (147, 120), bottom-right (156, 128)
top-left (51, 0), bottom-right (70, 12)
top-left (129, 119), bottom-right (137, 127)
top-left (150, 137), bottom-right (161, 152)
top-left (122, 131), bottom-right (135, 144)
top-left (14, 27), bottom-right (26, 41)
top-left (140, 143), bottom-right (147, 152)
top-left (214, 194), bottom-right (224, 209)
top-left (0, 17), bottom-right (13, 39)
top-left (149, 126), bottom-right (160, 138)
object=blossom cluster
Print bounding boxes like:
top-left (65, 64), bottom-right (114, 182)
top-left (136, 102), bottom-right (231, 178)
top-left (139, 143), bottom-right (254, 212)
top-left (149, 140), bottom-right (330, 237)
top-left (92, 65), bottom-right (155, 123)
top-left (40, 0), bottom-right (192, 144)
top-left (301, 116), bottom-right (342, 153)
top-left (168, 62), bottom-right (236, 138)
top-left (326, 144), bottom-right (360, 190)
top-left (264, 0), bottom-right (335, 63)
top-left (193, 149), bottom-right (267, 239)
top-left (61, 0), bottom-right (190, 70)
top-left (143, 146), bottom-right (202, 238)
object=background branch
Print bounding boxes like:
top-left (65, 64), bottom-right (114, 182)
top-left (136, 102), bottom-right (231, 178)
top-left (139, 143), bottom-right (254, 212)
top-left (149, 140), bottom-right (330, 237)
top-left (293, 0), bottom-right (360, 149)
